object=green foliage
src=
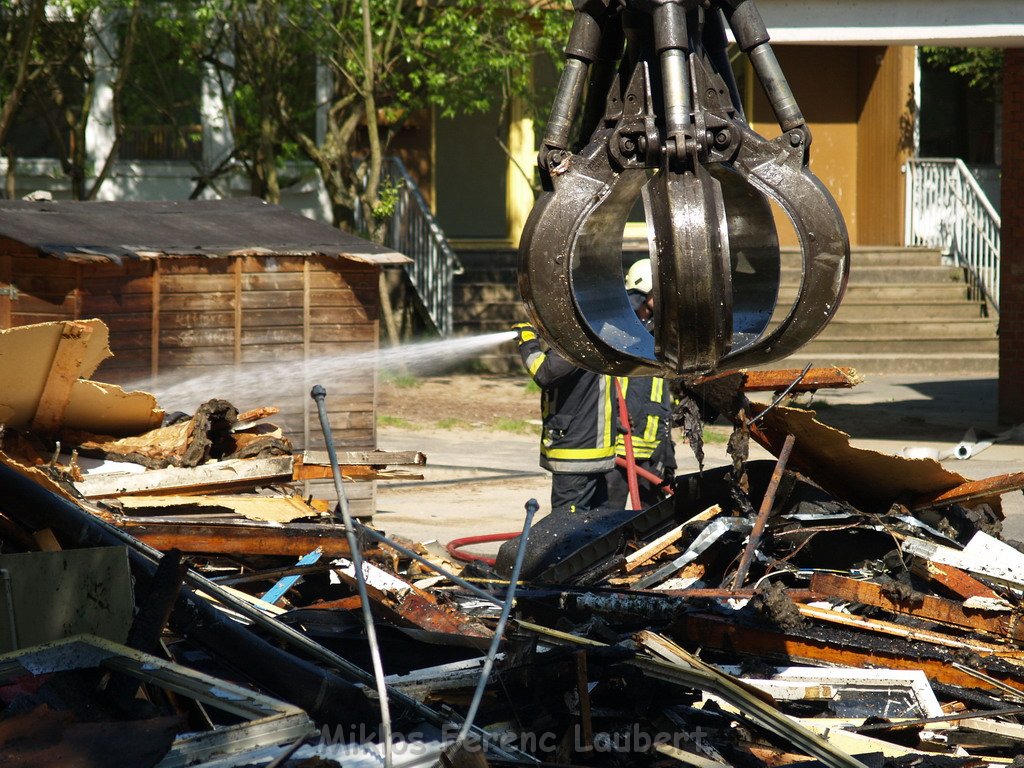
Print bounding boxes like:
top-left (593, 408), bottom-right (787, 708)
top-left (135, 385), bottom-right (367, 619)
top-left (2, 0), bottom-right (572, 214)
top-left (378, 414), bottom-right (418, 429)
top-left (436, 417), bottom-right (473, 429)
top-left (922, 47), bottom-right (1003, 92)
top-left (381, 370), bottom-right (421, 388)
top-left (493, 417), bottom-right (536, 435)
top-left (372, 177), bottom-right (402, 222)
top-left (701, 426), bottom-right (730, 445)
top-left (523, 378), bottom-right (540, 395)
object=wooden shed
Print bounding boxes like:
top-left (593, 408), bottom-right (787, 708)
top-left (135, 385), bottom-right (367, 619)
top-left (0, 198), bottom-right (409, 516)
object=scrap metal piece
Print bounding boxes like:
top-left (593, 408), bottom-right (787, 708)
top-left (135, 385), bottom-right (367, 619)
top-left (311, 384), bottom-right (393, 768)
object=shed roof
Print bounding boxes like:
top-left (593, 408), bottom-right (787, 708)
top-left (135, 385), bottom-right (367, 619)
top-left (0, 198), bottom-right (410, 265)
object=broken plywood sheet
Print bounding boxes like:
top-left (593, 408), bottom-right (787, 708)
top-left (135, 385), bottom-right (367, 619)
top-left (0, 320), bottom-right (162, 436)
top-left (117, 494), bottom-right (326, 524)
top-left (750, 404), bottom-right (974, 513)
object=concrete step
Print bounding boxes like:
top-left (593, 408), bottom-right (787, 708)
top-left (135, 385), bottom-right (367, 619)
top-left (779, 265), bottom-right (964, 284)
top-left (823, 300), bottom-right (989, 321)
top-left (780, 246), bottom-right (944, 268)
top-left (767, 352), bottom-right (998, 376)
top-left (811, 319), bottom-right (997, 340)
top-left (777, 283), bottom-right (972, 302)
top-left (455, 301), bottom-right (526, 323)
top-left (455, 283), bottom-right (522, 303)
top-left (795, 336), bottom-right (998, 354)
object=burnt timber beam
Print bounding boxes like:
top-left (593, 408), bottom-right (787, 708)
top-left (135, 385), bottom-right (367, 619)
top-left (113, 518), bottom-right (357, 557)
top-left (810, 572), bottom-right (1024, 642)
top-left (672, 612), bottom-right (1024, 696)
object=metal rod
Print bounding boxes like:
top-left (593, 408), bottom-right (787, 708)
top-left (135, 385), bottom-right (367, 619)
top-left (452, 499), bottom-right (538, 750)
top-left (747, 362), bottom-right (812, 426)
top-left (732, 433), bottom-right (796, 589)
top-left (311, 384), bottom-right (393, 768)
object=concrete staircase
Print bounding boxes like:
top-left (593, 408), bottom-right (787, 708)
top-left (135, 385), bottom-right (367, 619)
top-left (453, 249), bottom-right (527, 373)
top-left (770, 246), bottom-right (998, 375)
top-left (452, 245), bottom-right (999, 376)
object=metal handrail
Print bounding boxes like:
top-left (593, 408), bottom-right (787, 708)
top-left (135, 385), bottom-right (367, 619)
top-left (904, 157), bottom-right (1001, 312)
top-left (356, 157), bottom-right (463, 336)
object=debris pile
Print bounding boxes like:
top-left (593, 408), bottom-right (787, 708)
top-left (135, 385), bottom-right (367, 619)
top-left (1, 320), bottom-right (1024, 767)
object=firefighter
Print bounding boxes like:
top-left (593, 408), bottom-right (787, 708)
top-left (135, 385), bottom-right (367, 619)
top-left (608, 259), bottom-right (677, 508)
top-left (512, 321), bottom-right (616, 515)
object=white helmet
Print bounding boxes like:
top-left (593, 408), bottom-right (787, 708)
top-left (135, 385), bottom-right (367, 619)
top-left (624, 258), bottom-right (653, 294)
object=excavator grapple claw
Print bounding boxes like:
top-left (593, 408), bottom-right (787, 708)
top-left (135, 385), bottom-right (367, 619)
top-left (519, 0), bottom-right (849, 376)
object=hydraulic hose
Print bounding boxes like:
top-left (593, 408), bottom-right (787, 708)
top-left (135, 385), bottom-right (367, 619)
top-left (613, 455), bottom-right (674, 496)
top-left (447, 531), bottom-right (520, 566)
top-left (614, 378), bottom-right (642, 510)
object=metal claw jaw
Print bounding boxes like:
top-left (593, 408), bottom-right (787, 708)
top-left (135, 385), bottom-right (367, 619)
top-left (519, 4), bottom-right (850, 378)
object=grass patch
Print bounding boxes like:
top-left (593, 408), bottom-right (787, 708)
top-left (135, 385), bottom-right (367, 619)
top-left (523, 379), bottom-right (540, 395)
top-left (493, 418), bottom-right (537, 435)
top-left (702, 426), bottom-right (731, 444)
top-left (378, 414), bottom-right (418, 429)
top-left (437, 417), bottom-right (473, 430)
top-left (381, 371), bottom-right (421, 389)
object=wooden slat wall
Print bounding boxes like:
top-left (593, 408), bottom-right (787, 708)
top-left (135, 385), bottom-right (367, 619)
top-left (856, 45), bottom-right (916, 246)
top-left (80, 260), bottom-right (155, 383)
top-left (5, 242), bottom-right (79, 327)
top-left (0, 250), bottom-right (382, 517)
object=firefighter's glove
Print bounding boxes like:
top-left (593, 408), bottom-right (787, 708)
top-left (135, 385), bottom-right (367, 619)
top-left (512, 322), bottom-right (537, 346)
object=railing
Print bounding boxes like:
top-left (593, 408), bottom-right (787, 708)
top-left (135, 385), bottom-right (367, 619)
top-left (356, 156), bottom-right (463, 336)
top-left (904, 157), bottom-right (1001, 312)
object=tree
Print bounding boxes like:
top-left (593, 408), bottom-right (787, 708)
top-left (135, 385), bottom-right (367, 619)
top-left (1, 0), bottom-right (49, 196)
top-left (194, 0), bottom-right (569, 233)
top-left (1, 0), bottom-right (142, 200)
top-left (922, 47), bottom-right (1003, 93)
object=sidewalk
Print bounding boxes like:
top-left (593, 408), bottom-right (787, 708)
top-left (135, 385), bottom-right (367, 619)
top-left (374, 375), bottom-right (1024, 549)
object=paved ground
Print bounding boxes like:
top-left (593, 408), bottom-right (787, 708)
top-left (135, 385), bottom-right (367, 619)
top-left (374, 375), bottom-right (1024, 554)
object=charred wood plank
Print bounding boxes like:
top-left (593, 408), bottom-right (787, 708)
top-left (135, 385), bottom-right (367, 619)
top-left (810, 572), bottom-right (1024, 641)
top-left (113, 518), bottom-right (356, 557)
top-left (694, 367), bottom-right (862, 392)
top-left (911, 472), bottom-right (1024, 510)
top-left (912, 559), bottom-right (1010, 608)
top-left (672, 612), bottom-right (1024, 695)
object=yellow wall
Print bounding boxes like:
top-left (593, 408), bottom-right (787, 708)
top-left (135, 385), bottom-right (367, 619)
top-left (856, 46), bottom-right (917, 245)
top-left (750, 45), bottom-right (916, 246)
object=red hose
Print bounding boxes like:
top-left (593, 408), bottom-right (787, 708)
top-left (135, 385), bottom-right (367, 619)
top-left (614, 455), bottom-right (673, 496)
top-left (614, 378), bottom-right (642, 510)
top-left (446, 531), bottom-right (520, 566)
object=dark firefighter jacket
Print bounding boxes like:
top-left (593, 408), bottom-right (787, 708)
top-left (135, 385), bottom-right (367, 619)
top-left (518, 337), bottom-right (616, 474)
top-left (615, 376), bottom-right (675, 468)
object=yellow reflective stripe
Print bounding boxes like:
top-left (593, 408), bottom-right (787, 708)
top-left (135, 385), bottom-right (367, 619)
top-left (602, 375), bottom-right (614, 449)
top-left (545, 446), bottom-right (617, 460)
top-left (651, 377), bottom-right (663, 402)
top-left (643, 414), bottom-right (660, 443)
top-left (527, 351), bottom-right (545, 376)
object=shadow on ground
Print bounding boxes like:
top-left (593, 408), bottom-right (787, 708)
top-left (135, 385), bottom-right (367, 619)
top-left (759, 377), bottom-right (1011, 445)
